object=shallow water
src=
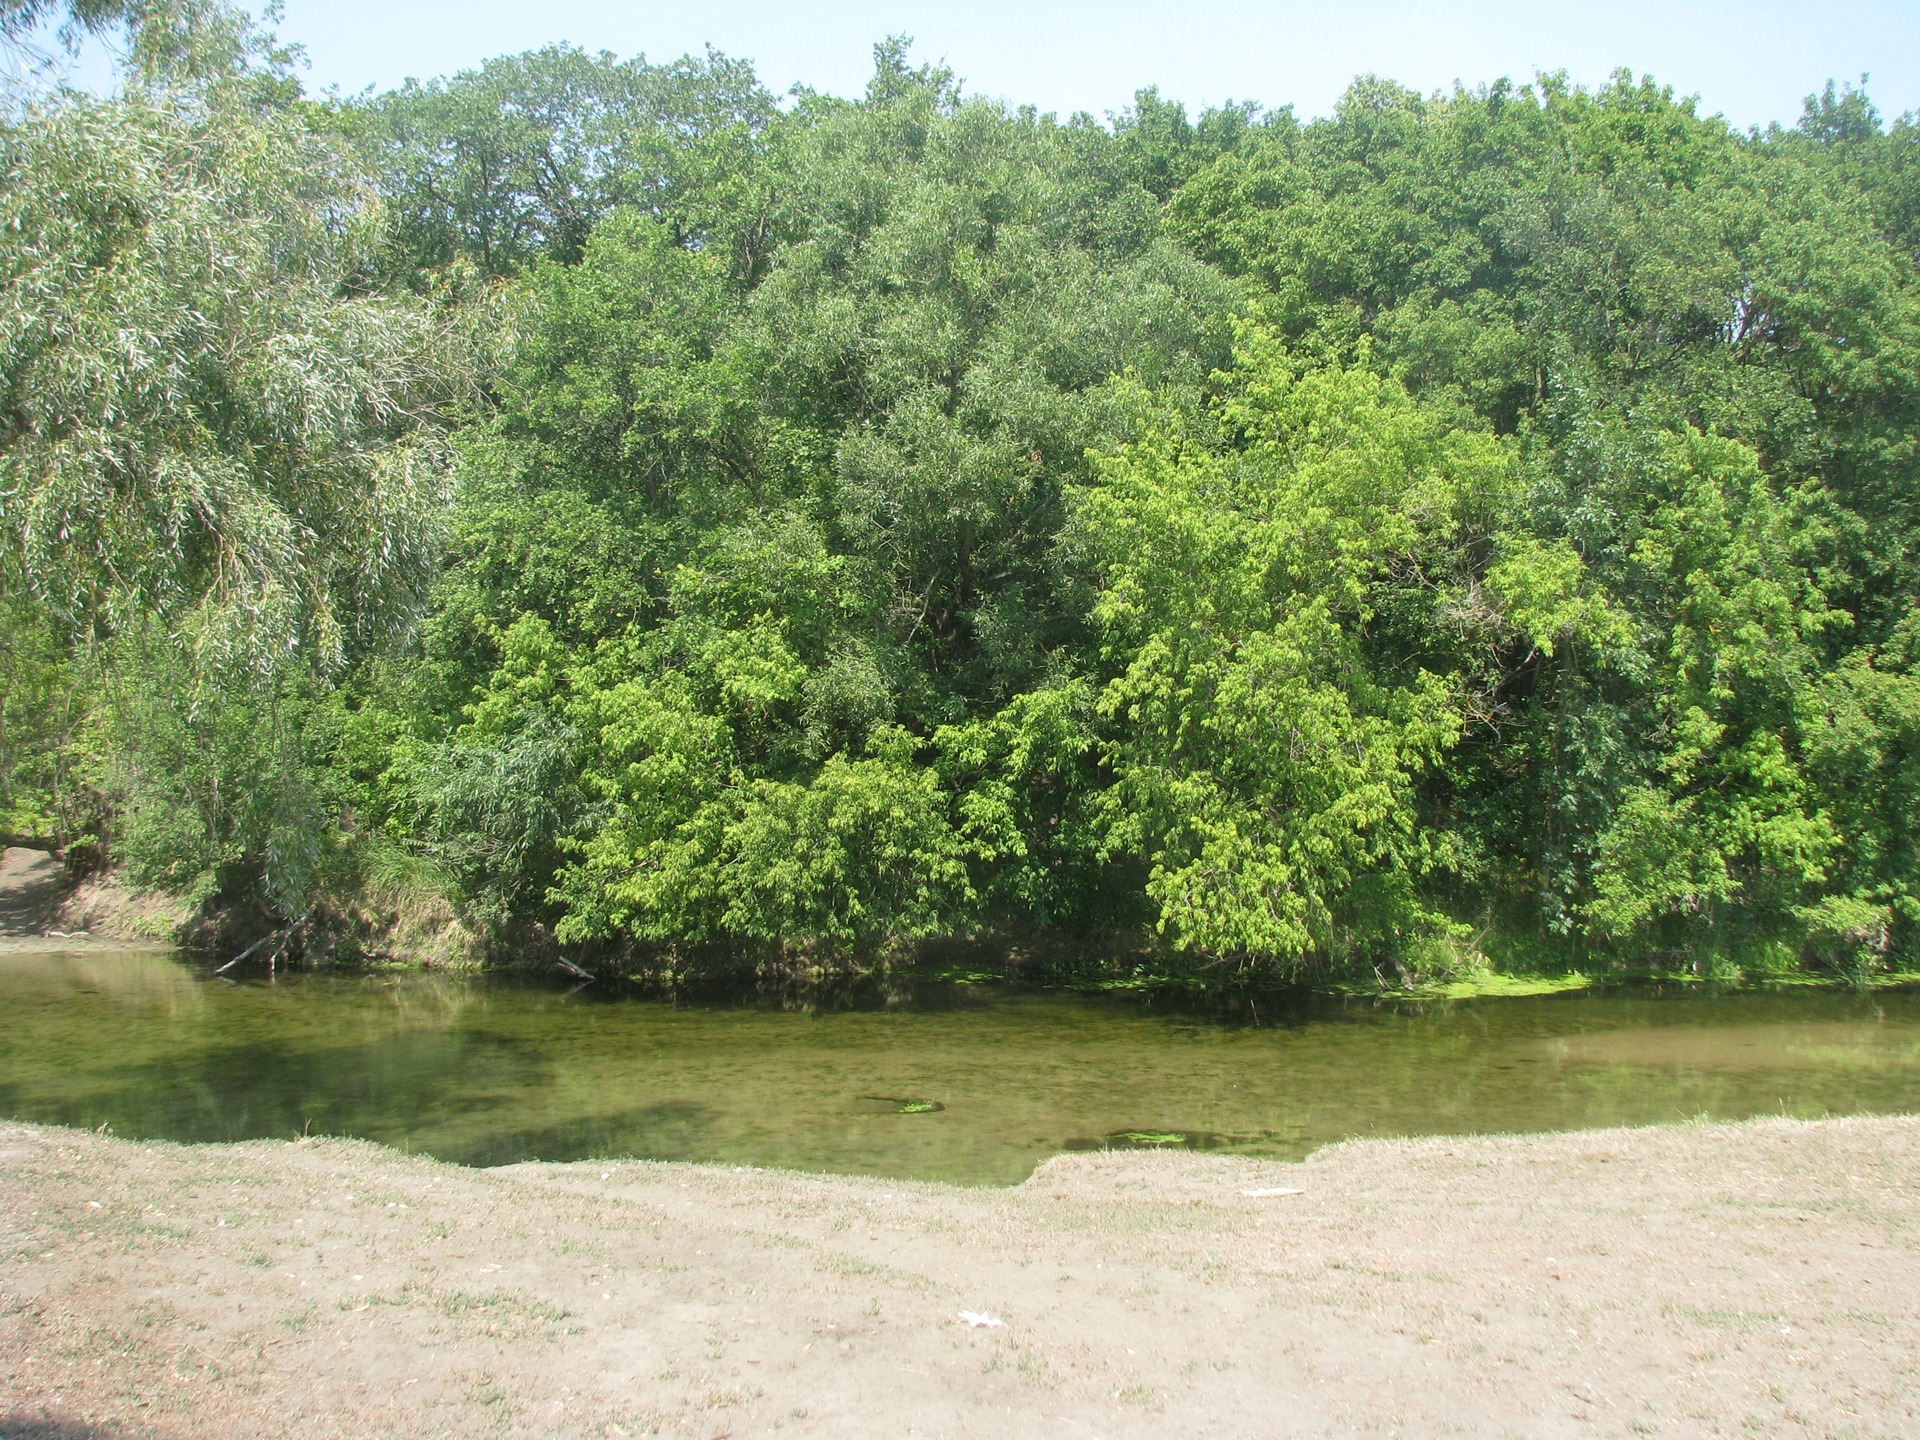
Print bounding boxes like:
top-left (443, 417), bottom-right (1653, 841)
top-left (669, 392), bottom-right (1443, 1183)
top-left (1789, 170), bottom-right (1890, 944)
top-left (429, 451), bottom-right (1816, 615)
top-left (3, 946), bottom-right (1918, 1184)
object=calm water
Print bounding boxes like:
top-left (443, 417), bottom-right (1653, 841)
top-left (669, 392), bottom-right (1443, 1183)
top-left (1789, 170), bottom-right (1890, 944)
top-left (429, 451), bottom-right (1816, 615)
top-left (4, 945), bottom-right (1919, 1184)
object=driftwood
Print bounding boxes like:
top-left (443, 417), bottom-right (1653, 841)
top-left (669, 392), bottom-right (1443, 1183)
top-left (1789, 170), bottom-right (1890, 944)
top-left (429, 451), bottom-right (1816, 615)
top-left (216, 915), bottom-right (309, 975)
top-left (554, 955), bottom-right (595, 981)
top-left (216, 932), bottom-right (278, 974)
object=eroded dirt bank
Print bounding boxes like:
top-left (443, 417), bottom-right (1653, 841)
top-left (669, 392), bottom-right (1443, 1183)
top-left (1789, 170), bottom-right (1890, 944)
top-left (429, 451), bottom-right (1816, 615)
top-left (3, 1116), bottom-right (1917, 1438)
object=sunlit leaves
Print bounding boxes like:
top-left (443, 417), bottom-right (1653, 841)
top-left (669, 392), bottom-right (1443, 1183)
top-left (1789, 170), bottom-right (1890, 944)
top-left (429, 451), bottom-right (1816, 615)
top-left (1076, 341), bottom-right (1488, 968)
top-left (0, 73), bottom-right (465, 676)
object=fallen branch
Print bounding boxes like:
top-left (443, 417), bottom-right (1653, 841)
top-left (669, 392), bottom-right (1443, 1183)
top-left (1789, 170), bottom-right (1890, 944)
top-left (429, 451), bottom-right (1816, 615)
top-left (216, 932), bottom-right (278, 974)
top-left (554, 955), bottom-right (595, 981)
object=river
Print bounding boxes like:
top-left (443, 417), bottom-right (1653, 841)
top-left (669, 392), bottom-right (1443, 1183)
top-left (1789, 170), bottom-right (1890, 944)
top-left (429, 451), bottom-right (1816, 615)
top-left (4, 944), bottom-right (1918, 1184)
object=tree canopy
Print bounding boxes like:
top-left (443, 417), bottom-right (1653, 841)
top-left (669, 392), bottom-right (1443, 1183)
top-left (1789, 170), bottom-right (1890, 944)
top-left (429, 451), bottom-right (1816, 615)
top-left (7, 2), bottom-right (1920, 985)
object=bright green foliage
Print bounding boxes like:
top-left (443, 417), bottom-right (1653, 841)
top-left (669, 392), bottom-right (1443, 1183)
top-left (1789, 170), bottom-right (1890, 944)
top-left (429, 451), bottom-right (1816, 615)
top-left (1152, 71), bottom-right (1920, 977)
top-left (1077, 342), bottom-right (1498, 963)
top-left (1798, 617), bottom-right (1920, 978)
top-left (556, 710), bottom-right (972, 955)
top-left (9, 14), bottom-right (1920, 982)
top-left (1584, 432), bottom-right (1842, 950)
top-left (408, 45), bottom-right (1238, 959)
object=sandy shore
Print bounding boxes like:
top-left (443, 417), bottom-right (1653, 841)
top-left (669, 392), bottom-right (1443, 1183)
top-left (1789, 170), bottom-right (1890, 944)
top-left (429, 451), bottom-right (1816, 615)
top-left (3, 1115), bottom-right (1917, 1438)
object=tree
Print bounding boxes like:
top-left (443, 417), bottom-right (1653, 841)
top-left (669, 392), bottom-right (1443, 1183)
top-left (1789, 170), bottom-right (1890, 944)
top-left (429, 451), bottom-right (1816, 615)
top-left (420, 43), bottom-right (1238, 957)
top-left (342, 44), bottom-right (775, 276)
top-left (1072, 334), bottom-right (1504, 972)
top-left (0, 0), bottom-right (471, 914)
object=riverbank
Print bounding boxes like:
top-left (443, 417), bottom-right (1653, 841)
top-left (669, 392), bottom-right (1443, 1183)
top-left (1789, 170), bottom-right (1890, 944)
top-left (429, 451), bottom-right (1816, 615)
top-left (4, 1116), bottom-right (1916, 1438)
top-left (13, 847), bottom-right (1913, 998)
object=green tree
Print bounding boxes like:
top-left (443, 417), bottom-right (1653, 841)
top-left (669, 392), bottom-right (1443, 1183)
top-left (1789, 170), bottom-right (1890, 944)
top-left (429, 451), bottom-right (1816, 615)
top-left (0, 0), bottom-right (471, 918)
top-left (1072, 334), bottom-right (1505, 972)
top-left (422, 42), bottom-right (1237, 956)
top-left (342, 43), bottom-right (774, 276)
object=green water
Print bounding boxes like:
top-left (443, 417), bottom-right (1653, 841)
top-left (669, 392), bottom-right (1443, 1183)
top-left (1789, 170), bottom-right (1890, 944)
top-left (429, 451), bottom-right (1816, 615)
top-left (4, 945), bottom-right (1919, 1185)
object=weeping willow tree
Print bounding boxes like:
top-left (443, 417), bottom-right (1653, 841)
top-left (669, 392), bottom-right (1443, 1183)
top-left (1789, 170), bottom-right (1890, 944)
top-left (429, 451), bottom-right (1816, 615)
top-left (0, 0), bottom-right (475, 915)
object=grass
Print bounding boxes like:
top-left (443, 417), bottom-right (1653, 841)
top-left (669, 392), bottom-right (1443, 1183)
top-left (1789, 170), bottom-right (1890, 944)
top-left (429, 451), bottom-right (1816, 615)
top-left (907, 931), bottom-right (1920, 1002)
top-left (374, 1281), bottom-right (574, 1343)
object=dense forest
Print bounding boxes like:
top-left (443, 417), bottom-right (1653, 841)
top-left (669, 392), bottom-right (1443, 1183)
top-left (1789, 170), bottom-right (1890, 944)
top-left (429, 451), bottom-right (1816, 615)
top-left (6, 0), bottom-right (1920, 986)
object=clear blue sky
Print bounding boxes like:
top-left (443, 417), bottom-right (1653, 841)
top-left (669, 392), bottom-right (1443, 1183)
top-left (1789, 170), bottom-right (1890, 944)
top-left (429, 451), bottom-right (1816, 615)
top-left (53, 1), bottom-right (1920, 129)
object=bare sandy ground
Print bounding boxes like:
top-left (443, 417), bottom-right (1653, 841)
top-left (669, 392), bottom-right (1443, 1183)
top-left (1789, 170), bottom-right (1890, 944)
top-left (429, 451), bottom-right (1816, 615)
top-left (3, 1116), bottom-right (1917, 1439)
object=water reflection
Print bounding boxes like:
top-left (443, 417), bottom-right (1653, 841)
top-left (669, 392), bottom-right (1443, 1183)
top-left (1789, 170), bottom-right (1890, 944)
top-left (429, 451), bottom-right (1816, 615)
top-left (3, 946), bottom-right (1918, 1184)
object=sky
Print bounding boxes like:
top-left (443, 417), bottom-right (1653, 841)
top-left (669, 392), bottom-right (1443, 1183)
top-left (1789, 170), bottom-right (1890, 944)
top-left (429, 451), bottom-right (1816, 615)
top-left (38, 1), bottom-right (1920, 130)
